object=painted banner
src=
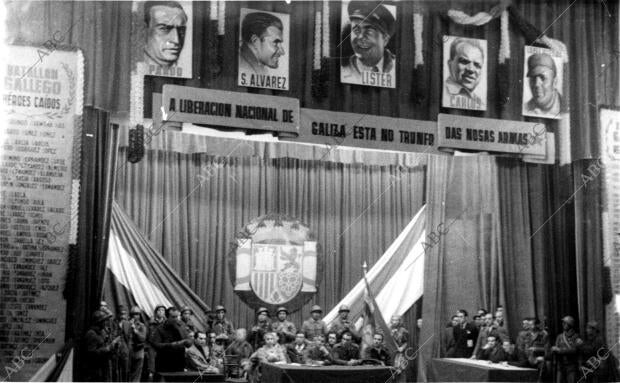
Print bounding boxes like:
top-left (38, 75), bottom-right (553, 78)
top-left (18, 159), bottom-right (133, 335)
top-left (162, 85), bottom-right (299, 133)
top-left (437, 113), bottom-right (548, 157)
top-left (600, 107), bottom-right (620, 355)
top-left (238, 8), bottom-right (290, 90)
top-left (285, 108), bottom-right (440, 154)
top-left (442, 36), bottom-right (488, 111)
top-left (340, 1), bottom-right (397, 88)
top-left (1, 45), bottom-right (82, 381)
top-left (138, 0), bottom-right (193, 78)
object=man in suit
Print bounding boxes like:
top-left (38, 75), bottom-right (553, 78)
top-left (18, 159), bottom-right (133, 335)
top-left (150, 307), bottom-right (193, 372)
top-left (186, 331), bottom-right (220, 373)
top-left (453, 309), bottom-right (479, 358)
top-left (286, 331), bottom-right (310, 364)
top-left (442, 315), bottom-right (459, 357)
top-left (239, 11), bottom-right (285, 75)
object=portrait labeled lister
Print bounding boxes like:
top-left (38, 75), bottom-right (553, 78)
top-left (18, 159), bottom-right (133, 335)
top-left (238, 8), bottom-right (290, 91)
top-left (522, 46), bottom-right (564, 119)
top-left (442, 36), bottom-right (487, 111)
top-left (141, 0), bottom-right (193, 78)
top-left (340, 1), bottom-right (397, 88)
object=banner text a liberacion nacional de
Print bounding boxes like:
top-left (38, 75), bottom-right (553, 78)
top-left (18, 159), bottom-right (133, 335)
top-left (162, 85), bottom-right (299, 134)
top-left (1, 45), bottom-right (82, 381)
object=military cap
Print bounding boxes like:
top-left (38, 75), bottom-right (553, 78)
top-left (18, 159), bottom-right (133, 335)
top-left (527, 53), bottom-right (557, 78)
top-left (214, 305), bottom-right (226, 313)
top-left (92, 309), bottom-right (112, 324)
top-left (310, 305), bottom-right (323, 313)
top-left (338, 304), bottom-right (351, 313)
top-left (347, 1), bottom-right (395, 37)
top-left (256, 307), bottom-right (269, 316)
top-left (130, 306), bottom-right (142, 315)
top-left (180, 306), bottom-right (192, 314)
top-left (561, 315), bottom-right (575, 327)
top-left (276, 306), bottom-right (289, 314)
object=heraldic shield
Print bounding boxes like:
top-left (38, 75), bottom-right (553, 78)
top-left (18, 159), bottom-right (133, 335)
top-left (250, 244), bottom-right (304, 304)
top-left (231, 215), bottom-right (319, 309)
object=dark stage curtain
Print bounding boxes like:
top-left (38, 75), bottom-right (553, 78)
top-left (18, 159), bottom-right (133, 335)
top-left (114, 139), bottom-right (426, 330)
top-left (69, 108), bottom-right (119, 380)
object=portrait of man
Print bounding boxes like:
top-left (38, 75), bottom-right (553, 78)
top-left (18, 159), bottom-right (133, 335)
top-left (340, 1), bottom-right (397, 88)
top-left (238, 9), bottom-right (290, 90)
top-left (522, 47), bottom-right (563, 119)
top-left (142, 1), bottom-right (192, 78)
top-left (442, 36), bottom-right (487, 111)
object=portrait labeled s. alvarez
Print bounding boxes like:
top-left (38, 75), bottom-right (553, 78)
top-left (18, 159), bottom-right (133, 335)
top-left (238, 8), bottom-right (290, 91)
top-left (442, 36), bottom-right (488, 111)
top-left (522, 46), bottom-right (564, 119)
top-left (340, 1), bottom-right (397, 88)
top-left (138, 0), bottom-right (193, 78)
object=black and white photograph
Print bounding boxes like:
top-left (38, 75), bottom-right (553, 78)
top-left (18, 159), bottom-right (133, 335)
top-left (340, 0), bottom-right (397, 88)
top-left (522, 45), bottom-right (564, 119)
top-left (1, 1), bottom-right (619, 383)
top-left (139, 0), bottom-right (193, 78)
top-left (238, 8), bottom-right (290, 90)
top-left (442, 36), bottom-right (488, 111)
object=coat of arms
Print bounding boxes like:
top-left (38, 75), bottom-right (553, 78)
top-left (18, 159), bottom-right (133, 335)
top-left (229, 215), bottom-right (320, 310)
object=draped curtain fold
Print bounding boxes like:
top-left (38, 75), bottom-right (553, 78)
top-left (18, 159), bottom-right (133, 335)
top-left (114, 143), bottom-right (426, 328)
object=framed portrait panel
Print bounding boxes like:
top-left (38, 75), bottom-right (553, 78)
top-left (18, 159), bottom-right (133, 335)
top-left (442, 36), bottom-right (488, 111)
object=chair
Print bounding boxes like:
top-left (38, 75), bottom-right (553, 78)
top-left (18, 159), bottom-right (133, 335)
top-left (223, 354), bottom-right (246, 382)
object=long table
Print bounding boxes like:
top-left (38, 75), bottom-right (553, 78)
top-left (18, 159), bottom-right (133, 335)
top-left (428, 358), bottom-right (538, 382)
top-left (261, 363), bottom-right (395, 383)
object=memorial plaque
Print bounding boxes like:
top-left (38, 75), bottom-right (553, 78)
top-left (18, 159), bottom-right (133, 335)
top-left (0, 45), bottom-right (82, 381)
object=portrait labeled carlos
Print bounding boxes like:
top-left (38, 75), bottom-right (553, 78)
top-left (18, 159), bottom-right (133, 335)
top-left (139, 0), bottom-right (193, 78)
top-left (442, 36), bottom-right (488, 111)
top-left (340, 0), bottom-right (397, 89)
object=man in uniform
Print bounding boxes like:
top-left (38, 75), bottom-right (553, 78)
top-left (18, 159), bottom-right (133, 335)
top-left (84, 310), bottom-right (120, 381)
top-left (146, 304), bottom-right (166, 381)
top-left (332, 331), bottom-right (361, 366)
top-left (329, 304), bottom-right (361, 343)
top-left (341, 1), bottom-right (396, 85)
top-left (306, 334), bottom-right (333, 365)
top-left (364, 333), bottom-right (391, 366)
top-left (272, 306), bottom-right (296, 344)
top-left (211, 305), bottom-right (234, 342)
top-left (249, 307), bottom-right (272, 350)
top-left (302, 305), bottom-right (328, 340)
top-left (180, 306), bottom-right (196, 334)
top-left (127, 306), bottom-right (148, 382)
top-left (524, 52), bottom-right (562, 116)
top-left (551, 315), bottom-right (582, 383)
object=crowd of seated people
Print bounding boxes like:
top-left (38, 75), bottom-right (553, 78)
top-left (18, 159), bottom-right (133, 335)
top-left (83, 303), bottom-right (409, 382)
top-left (441, 307), bottom-right (618, 383)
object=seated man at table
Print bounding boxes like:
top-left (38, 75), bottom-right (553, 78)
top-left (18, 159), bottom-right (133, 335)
top-left (306, 334), bottom-right (333, 366)
top-left (325, 331), bottom-right (338, 353)
top-left (364, 332), bottom-right (391, 366)
top-left (501, 340), bottom-right (527, 367)
top-left (476, 335), bottom-right (506, 363)
top-left (332, 331), bottom-right (361, 366)
top-left (286, 331), bottom-right (310, 364)
top-left (252, 332), bottom-right (289, 364)
top-left (186, 331), bottom-right (220, 374)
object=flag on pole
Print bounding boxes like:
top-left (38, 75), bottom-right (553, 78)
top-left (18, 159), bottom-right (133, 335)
top-left (360, 262), bottom-right (398, 356)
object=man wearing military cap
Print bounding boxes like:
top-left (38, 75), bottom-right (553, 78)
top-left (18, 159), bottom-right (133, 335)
top-left (551, 315), bottom-right (582, 383)
top-left (329, 304), bottom-right (361, 343)
top-left (180, 305), bottom-right (196, 334)
top-left (127, 306), bottom-right (148, 382)
top-left (272, 306), bottom-right (297, 344)
top-left (84, 310), bottom-right (121, 381)
top-left (341, 1), bottom-right (396, 87)
top-left (302, 305), bottom-right (328, 340)
top-left (211, 304), bottom-right (234, 341)
top-left (250, 307), bottom-right (272, 350)
top-left (524, 52), bottom-right (562, 117)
